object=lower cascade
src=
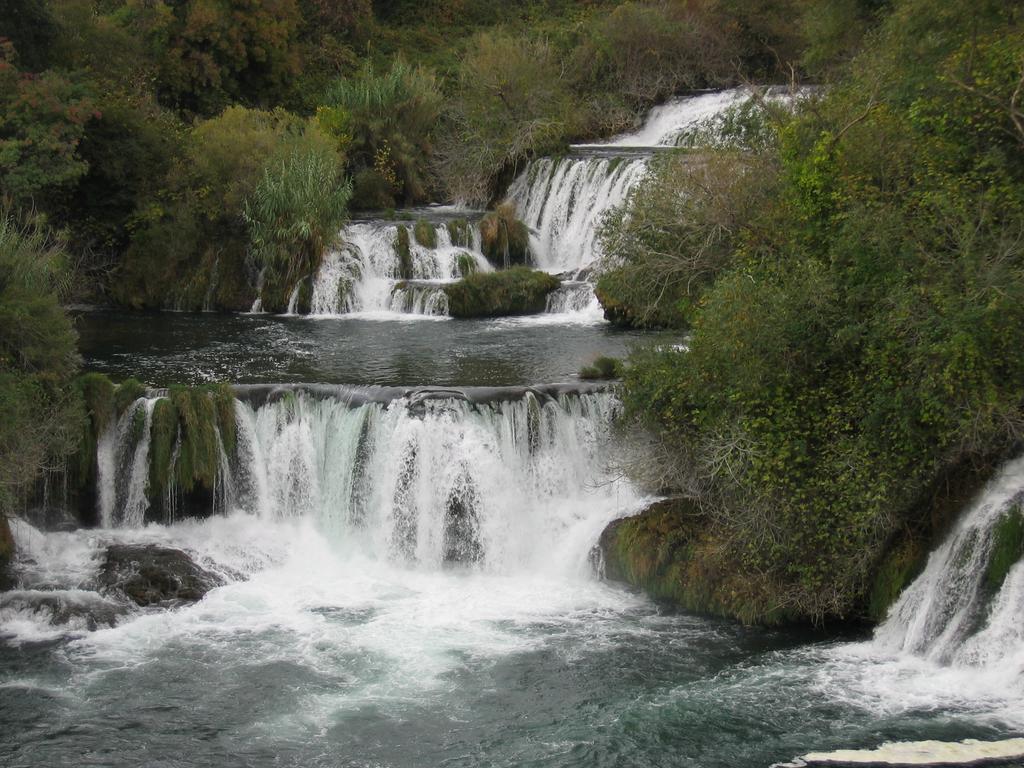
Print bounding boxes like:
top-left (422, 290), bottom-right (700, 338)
top-left (90, 388), bottom-right (635, 571)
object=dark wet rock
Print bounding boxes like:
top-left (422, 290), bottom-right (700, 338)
top-left (97, 544), bottom-right (225, 606)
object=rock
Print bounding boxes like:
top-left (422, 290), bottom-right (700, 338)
top-left (0, 589), bottom-right (129, 632)
top-left (97, 544), bottom-right (224, 606)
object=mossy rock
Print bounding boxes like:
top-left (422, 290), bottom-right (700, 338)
top-left (447, 219), bottom-right (471, 248)
top-left (148, 397), bottom-right (179, 504)
top-left (413, 219), bottom-right (437, 249)
top-left (0, 515), bottom-right (14, 574)
top-left (867, 537), bottom-right (927, 622)
top-left (167, 384), bottom-right (236, 494)
top-left (114, 378), bottom-right (146, 417)
top-left (478, 201), bottom-right (530, 268)
top-left (986, 505), bottom-right (1024, 593)
top-left (579, 356), bottom-right (623, 380)
top-left (455, 252), bottom-right (478, 278)
top-left (72, 373), bottom-right (116, 491)
top-left (599, 499), bottom-right (797, 625)
top-left (443, 267), bottom-right (559, 318)
top-left (395, 226), bottom-right (413, 279)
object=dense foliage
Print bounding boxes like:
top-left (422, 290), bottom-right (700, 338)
top-left (603, 0), bottom-right (1024, 621)
top-left (0, 212), bottom-right (82, 548)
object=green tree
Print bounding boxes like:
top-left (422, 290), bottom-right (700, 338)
top-left (0, 211), bottom-right (82, 517)
top-left (0, 42), bottom-right (97, 210)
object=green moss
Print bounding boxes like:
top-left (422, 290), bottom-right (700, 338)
top-left (413, 219), bottom-right (437, 249)
top-left (455, 252), bottom-right (478, 278)
top-left (600, 499), bottom-right (794, 625)
top-left (395, 226), bottom-right (413, 279)
top-left (129, 404), bottom-right (147, 445)
top-left (447, 219), bottom-right (471, 248)
top-left (868, 538), bottom-right (926, 622)
top-left (579, 356), bottom-right (623, 380)
top-left (148, 397), bottom-right (179, 500)
top-left (986, 506), bottom-right (1024, 593)
top-left (444, 268), bottom-right (559, 318)
top-left (210, 383), bottom-right (237, 456)
top-left (114, 378), bottom-right (146, 416)
top-left (73, 373), bottom-right (116, 488)
top-left (168, 386), bottom-right (221, 493)
top-left (478, 202), bottom-right (530, 268)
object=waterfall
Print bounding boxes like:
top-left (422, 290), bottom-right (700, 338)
top-left (508, 87), bottom-right (803, 275)
top-left (309, 221), bottom-right (491, 317)
top-left (545, 281), bottom-right (602, 318)
top-left (873, 456), bottom-right (1024, 670)
top-left (508, 155), bottom-right (649, 274)
top-left (89, 388), bottom-right (636, 572)
top-left (96, 398), bottom-right (157, 529)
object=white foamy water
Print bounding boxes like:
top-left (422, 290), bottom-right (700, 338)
top-left (791, 457), bottom-right (1024, 736)
top-left (593, 88), bottom-right (750, 148)
top-left (310, 222), bottom-right (491, 318)
top-left (508, 155), bottom-right (649, 274)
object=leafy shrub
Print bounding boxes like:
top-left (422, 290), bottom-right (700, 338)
top-left (597, 151), bottom-right (775, 328)
top-left (436, 33), bottom-right (578, 204)
top-left (323, 59), bottom-right (441, 208)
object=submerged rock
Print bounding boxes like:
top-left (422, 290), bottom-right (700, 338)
top-left (0, 589), bottom-right (129, 632)
top-left (97, 544), bottom-right (224, 606)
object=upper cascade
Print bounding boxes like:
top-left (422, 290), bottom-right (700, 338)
top-left (509, 86), bottom-right (799, 274)
top-left (873, 455), bottom-right (1024, 671)
top-left (310, 217), bottom-right (492, 317)
top-left (89, 388), bottom-right (636, 572)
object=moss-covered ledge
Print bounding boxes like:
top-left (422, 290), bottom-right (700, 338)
top-left (597, 498), bottom-right (801, 625)
top-left (444, 268), bottom-right (559, 318)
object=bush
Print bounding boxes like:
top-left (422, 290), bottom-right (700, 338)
top-left (615, 3), bottom-right (1024, 623)
top-left (436, 32), bottom-right (578, 204)
top-left (322, 59), bottom-right (441, 208)
top-left (244, 140), bottom-right (352, 308)
top-left (0, 211), bottom-right (81, 515)
top-left (444, 267), bottom-right (559, 318)
top-left (596, 151), bottom-right (775, 328)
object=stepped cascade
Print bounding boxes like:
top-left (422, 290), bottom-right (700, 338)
top-left (309, 219), bottom-right (492, 317)
top-left (90, 387), bottom-right (634, 571)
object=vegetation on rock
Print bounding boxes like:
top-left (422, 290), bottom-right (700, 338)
top-left (478, 202), bottom-right (531, 269)
top-left (579, 357), bottom-right (623, 381)
top-left (444, 268), bottom-right (559, 319)
top-left (605, 0), bottom-right (1024, 623)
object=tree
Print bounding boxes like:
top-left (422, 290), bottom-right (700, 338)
top-left (0, 42), bottom-right (97, 210)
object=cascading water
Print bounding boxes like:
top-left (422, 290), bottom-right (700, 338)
top-left (544, 280), bottom-right (604, 321)
top-left (509, 87), bottom-right (799, 275)
top-left (873, 456), bottom-right (1024, 669)
top-left (508, 155), bottom-right (649, 273)
top-left (310, 221), bottom-right (491, 317)
top-left (87, 386), bottom-right (636, 573)
top-left (96, 398), bottom-right (157, 529)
